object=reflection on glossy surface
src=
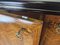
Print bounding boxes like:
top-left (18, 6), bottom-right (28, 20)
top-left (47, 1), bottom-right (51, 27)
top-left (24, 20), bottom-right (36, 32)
top-left (0, 14), bottom-right (16, 23)
top-left (0, 14), bottom-right (33, 24)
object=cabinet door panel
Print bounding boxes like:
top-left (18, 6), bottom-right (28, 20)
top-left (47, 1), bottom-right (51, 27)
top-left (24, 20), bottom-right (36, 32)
top-left (0, 14), bottom-right (43, 45)
top-left (40, 15), bottom-right (60, 45)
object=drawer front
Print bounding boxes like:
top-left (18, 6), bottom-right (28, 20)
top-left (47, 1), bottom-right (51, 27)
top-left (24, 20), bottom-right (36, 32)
top-left (0, 14), bottom-right (43, 45)
top-left (40, 15), bottom-right (60, 45)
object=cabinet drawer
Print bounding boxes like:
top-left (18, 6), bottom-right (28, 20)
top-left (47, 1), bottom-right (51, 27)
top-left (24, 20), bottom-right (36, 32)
top-left (0, 10), bottom-right (43, 45)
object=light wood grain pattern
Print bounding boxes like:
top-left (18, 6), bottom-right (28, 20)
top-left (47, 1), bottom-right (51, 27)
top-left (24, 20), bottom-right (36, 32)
top-left (0, 14), bottom-right (43, 45)
top-left (40, 15), bottom-right (60, 45)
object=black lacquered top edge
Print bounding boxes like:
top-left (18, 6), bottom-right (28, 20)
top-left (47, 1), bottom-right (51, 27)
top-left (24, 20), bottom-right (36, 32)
top-left (0, 1), bottom-right (60, 15)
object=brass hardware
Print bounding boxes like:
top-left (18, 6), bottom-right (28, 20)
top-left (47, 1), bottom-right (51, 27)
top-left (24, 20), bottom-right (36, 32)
top-left (55, 23), bottom-right (60, 34)
top-left (16, 28), bottom-right (32, 39)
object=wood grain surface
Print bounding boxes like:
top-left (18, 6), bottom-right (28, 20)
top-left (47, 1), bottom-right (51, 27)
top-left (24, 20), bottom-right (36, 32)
top-left (0, 14), bottom-right (43, 45)
top-left (40, 15), bottom-right (60, 45)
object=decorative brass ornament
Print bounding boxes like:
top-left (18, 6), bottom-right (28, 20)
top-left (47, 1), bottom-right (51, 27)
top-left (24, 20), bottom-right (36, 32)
top-left (55, 23), bottom-right (60, 34)
top-left (16, 27), bottom-right (33, 39)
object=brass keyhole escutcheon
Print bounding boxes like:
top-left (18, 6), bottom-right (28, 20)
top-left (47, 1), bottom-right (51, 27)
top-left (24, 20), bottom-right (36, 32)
top-left (16, 28), bottom-right (32, 39)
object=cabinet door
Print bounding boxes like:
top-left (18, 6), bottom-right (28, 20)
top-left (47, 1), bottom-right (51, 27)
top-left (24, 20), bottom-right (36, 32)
top-left (0, 14), bottom-right (43, 45)
top-left (40, 15), bottom-right (60, 45)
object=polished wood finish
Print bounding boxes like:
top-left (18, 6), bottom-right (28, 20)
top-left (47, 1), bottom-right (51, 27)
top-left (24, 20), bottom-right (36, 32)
top-left (0, 11), bottom-right (43, 45)
top-left (40, 15), bottom-right (60, 45)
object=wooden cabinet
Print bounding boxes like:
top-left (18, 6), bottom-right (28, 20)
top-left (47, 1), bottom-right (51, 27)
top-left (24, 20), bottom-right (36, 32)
top-left (0, 10), bottom-right (43, 45)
